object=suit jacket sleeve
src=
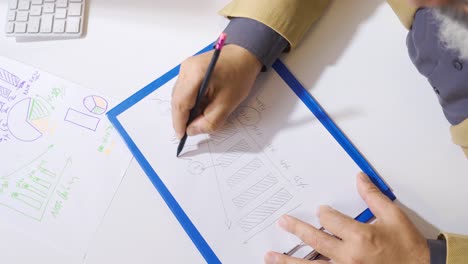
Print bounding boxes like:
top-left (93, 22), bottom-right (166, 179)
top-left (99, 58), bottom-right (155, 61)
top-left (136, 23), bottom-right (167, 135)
top-left (387, 0), bottom-right (418, 29)
top-left (440, 233), bottom-right (468, 264)
top-left (450, 120), bottom-right (468, 158)
top-left (219, 0), bottom-right (330, 48)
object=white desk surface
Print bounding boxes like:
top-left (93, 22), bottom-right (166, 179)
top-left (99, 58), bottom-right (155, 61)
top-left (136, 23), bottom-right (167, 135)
top-left (1, 1), bottom-right (467, 263)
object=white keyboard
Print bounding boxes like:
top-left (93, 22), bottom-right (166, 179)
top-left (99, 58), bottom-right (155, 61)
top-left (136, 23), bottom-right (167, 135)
top-left (5, 0), bottom-right (86, 39)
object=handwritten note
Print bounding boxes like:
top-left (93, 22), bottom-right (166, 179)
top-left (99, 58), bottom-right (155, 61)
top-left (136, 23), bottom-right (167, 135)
top-left (0, 56), bottom-right (132, 261)
top-left (119, 70), bottom-right (368, 263)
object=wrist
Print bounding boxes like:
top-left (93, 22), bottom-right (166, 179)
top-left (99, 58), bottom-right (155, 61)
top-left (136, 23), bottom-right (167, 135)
top-left (416, 241), bottom-right (431, 264)
top-left (225, 44), bottom-right (262, 74)
top-left (223, 17), bottom-right (289, 70)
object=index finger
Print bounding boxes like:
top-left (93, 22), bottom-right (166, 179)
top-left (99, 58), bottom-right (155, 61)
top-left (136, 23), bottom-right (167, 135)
top-left (278, 215), bottom-right (343, 260)
top-left (171, 70), bottom-right (201, 139)
top-left (357, 172), bottom-right (396, 219)
top-left (318, 205), bottom-right (363, 240)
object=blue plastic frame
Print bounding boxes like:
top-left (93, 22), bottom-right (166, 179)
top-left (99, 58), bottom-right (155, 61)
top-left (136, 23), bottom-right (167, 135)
top-left (107, 43), bottom-right (396, 264)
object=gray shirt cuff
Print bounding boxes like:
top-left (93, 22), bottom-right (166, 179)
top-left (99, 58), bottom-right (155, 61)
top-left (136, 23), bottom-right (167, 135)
top-left (223, 17), bottom-right (289, 70)
top-left (427, 239), bottom-right (447, 264)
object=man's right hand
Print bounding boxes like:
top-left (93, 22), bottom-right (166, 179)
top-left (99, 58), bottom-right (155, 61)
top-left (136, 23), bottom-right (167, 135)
top-left (171, 44), bottom-right (262, 139)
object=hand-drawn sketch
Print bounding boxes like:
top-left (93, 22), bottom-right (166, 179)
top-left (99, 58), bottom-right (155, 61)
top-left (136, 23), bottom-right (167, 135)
top-left (7, 98), bottom-right (45, 142)
top-left (0, 85), bottom-right (12, 99)
top-left (151, 98), bottom-right (172, 115)
top-left (146, 92), bottom-right (300, 241)
top-left (64, 108), bottom-right (100, 131)
top-left (209, 120), bottom-right (238, 144)
top-left (234, 106), bottom-right (261, 126)
top-left (232, 174), bottom-right (278, 209)
top-left (184, 110), bottom-right (300, 240)
top-left (238, 188), bottom-right (293, 232)
top-left (0, 56), bottom-right (133, 261)
top-left (187, 161), bottom-right (206, 175)
top-left (83, 95), bottom-right (108, 115)
top-left (0, 67), bottom-right (22, 88)
top-left (0, 145), bottom-right (71, 221)
top-left (216, 139), bottom-right (251, 167)
top-left (226, 158), bottom-right (263, 188)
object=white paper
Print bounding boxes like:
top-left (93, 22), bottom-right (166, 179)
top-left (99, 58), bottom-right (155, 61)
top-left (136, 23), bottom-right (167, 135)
top-left (119, 70), bottom-right (368, 263)
top-left (0, 56), bottom-right (132, 261)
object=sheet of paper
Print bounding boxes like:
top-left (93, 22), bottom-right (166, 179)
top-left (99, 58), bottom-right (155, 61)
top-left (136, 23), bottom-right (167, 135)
top-left (119, 69), bottom-right (368, 263)
top-left (0, 56), bottom-right (132, 262)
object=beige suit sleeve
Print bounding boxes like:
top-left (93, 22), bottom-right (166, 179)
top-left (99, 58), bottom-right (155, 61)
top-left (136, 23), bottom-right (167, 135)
top-left (387, 0), bottom-right (418, 29)
top-left (450, 119), bottom-right (468, 158)
top-left (440, 233), bottom-right (468, 264)
top-left (219, 0), bottom-right (330, 48)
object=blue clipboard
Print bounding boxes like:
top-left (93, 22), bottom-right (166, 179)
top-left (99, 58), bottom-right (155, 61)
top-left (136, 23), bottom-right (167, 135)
top-left (107, 43), bottom-right (396, 263)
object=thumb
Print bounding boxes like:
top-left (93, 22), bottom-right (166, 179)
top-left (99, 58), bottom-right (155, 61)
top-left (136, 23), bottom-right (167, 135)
top-left (357, 172), bottom-right (395, 219)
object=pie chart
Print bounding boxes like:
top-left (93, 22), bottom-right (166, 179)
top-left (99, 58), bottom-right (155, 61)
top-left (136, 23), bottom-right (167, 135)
top-left (7, 97), bottom-right (50, 142)
top-left (83, 95), bottom-right (108, 115)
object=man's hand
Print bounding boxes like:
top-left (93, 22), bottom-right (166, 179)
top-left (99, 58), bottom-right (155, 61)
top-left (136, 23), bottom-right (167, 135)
top-left (171, 44), bottom-right (262, 139)
top-left (265, 173), bottom-right (430, 264)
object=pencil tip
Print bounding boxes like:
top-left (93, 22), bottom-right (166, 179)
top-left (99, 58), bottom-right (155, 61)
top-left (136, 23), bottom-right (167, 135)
top-left (177, 134), bottom-right (187, 158)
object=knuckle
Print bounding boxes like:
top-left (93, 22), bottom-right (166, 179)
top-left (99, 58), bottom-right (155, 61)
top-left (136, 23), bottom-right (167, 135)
top-left (353, 228), bottom-right (375, 246)
top-left (334, 220), bottom-right (347, 235)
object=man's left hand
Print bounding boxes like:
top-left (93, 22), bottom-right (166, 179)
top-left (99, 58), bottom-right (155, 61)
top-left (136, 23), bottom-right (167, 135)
top-left (264, 173), bottom-right (430, 264)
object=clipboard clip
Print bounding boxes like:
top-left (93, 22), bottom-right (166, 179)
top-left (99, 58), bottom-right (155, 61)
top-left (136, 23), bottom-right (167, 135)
top-left (283, 216), bottom-right (373, 261)
top-left (283, 227), bottom-right (325, 261)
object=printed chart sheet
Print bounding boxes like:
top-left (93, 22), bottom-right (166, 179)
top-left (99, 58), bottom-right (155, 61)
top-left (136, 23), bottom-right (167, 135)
top-left (0, 56), bottom-right (132, 262)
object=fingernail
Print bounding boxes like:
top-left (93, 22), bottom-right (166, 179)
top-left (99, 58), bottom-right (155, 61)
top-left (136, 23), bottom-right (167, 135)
top-left (187, 126), bottom-right (200, 136)
top-left (278, 215), bottom-right (289, 229)
top-left (264, 252), bottom-right (278, 264)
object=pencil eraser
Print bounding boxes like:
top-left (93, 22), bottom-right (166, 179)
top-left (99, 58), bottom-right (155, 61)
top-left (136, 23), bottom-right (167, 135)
top-left (215, 33), bottom-right (227, 50)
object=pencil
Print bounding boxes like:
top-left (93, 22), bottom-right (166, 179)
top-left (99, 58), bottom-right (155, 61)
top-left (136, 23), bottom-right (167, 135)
top-left (176, 33), bottom-right (227, 157)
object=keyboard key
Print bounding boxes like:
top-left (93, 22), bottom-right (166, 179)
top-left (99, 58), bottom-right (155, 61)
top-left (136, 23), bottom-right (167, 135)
top-left (68, 3), bottom-right (81, 16)
top-left (40, 14), bottom-right (53, 32)
top-left (9, 0), bottom-right (19, 9)
top-left (56, 0), bottom-right (68, 8)
top-left (43, 2), bottom-right (55, 13)
top-left (18, 0), bottom-right (31, 10)
top-left (8, 11), bottom-right (16, 21)
top-left (55, 8), bottom-right (67, 18)
top-left (16, 11), bottom-right (29, 21)
top-left (6, 23), bottom-right (15, 33)
top-left (30, 5), bottom-right (42, 15)
top-left (31, 0), bottom-right (43, 4)
top-left (15, 22), bottom-right (27, 33)
top-left (65, 17), bottom-right (80, 33)
top-left (53, 19), bottom-right (65, 33)
top-left (27, 17), bottom-right (41, 32)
